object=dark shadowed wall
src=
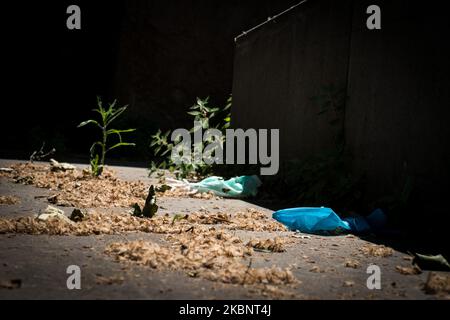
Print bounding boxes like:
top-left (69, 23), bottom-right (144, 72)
top-left (232, 0), bottom-right (450, 221)
top-left (2, 0), bottom-right (298, 160)
top-left (233, 0), bottom-right (353, 159)
top-left (113, 0), bottom-right (301, 130)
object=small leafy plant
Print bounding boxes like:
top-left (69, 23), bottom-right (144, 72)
top-left (150, 96), bottom-right (231, 179)
top-left (29, 142), bottom-right (56, 163)
top-left (78, 97), bottom-right (136, 176)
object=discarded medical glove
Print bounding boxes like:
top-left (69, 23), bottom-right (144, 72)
top-left (273, 207), bottom-right (387, 235)
top-left (343, 208), bottom-right (387, 233)
top-left (272, 207), bottom-right (351, 235)
top-left (190, 175), bottom-right (262, 198)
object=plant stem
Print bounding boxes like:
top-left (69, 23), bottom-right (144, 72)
top-left (99, 126), bottom-right (107, 176)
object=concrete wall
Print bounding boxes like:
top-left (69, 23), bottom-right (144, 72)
top-left (232, 0), bottom-right (450, 215)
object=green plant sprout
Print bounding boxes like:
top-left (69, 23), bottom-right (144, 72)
top-left (149, 96), bottom-right (231, 179)
top-left (78, 97), bottom-right (136, 176)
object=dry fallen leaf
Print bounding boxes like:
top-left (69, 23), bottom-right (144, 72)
top-left (360, 244), bottom-right (394, 257)
top-left (309, 266), bottom-right (322, 273)
top-left (395, 265), bottom-right (422, 275)
top-left (246, 238), bottom-right (287, 253)
top-left (423, 272), bottom-right (450, 295)
top-left (0, 195), bottom-right (19, 205)
top-left (345, 260), bottom-right (360, 269)
top-left (343, 280), bottom-right (355, 287)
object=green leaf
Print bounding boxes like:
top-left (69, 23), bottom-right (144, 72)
top-left (89, 141), bottom-right (103, 155)
top-left (413, 253), bottom-right (450, 271)
top-left (106, 128), bottom-right (136, 135)
top-left (108, 99), bottom-right (118, 112)
top-left (161, 148), bottom-right (172, 156)
top-left (150, 140), bottom-right (159, 147)
top-left (78, 119), bottom-right (102, 129)
top-left (105, 106), bottom-right (128, 126)
top-left (106, 142), bottom-right (135, 153)
top-left (154, 145), bottom-right (162, 155)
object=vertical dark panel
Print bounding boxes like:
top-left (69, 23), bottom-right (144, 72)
top-left (346, 0), bottom-right (450, 219)
top-left (232, 0), bottom-right (353, 158)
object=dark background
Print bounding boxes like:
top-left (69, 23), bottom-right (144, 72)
top-left (2, 0), bottom-right (298, 162)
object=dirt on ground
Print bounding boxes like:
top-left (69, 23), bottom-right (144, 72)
top-left (0, 159), bottom-right (448, 300)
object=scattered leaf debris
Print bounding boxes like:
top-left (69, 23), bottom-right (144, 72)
top-left (0, 195), bottom-right (19, 205)
top-left (360, 244), bottom-right (394, 257)
top-left (226, 209), bottom-right (287, 232)
top-left (0, 163), bottom-right (148, 208)
top-left (309, 266), bottom-right (322, 273)
top-left (0, 203), bottom-right (298, 298)
top-left (0, 163), bottom-right (223, 209)
top-left (105, 231), bottom-right (297, 287)
top-left (156, 186), bottom-right (218, 200)
top-left (423, 272), bottom-right (450, 296)
top-left (246, 238), bottom-right (287, 253)
top-left (345, 260), bottom-right (361, 269)
top-left (343, 280), bottom-right (355, 287)
top-left (49, 159), bottom-right (76, 172)
top-left (184, 209), bottom-right (287, 232)
top-left (0, 211), bottom-right (170, 236)
top-left (0, 204), bottom-right (296, 297)
top-left (0, 208), bottom-right (285, 236)
top-left (395, 265), bottom-right (422, 275)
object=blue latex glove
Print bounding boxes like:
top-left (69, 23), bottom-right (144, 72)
top-left (273, 207), bottom-right (351, 234)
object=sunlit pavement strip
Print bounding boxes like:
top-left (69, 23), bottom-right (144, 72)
top-left (0, 159), bottom-right (447, 299)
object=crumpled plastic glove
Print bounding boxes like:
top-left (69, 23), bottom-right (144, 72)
top-left (273, 207), bottom-right (351, 234)
top-left (189, 175), bottom-right (262, 198)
